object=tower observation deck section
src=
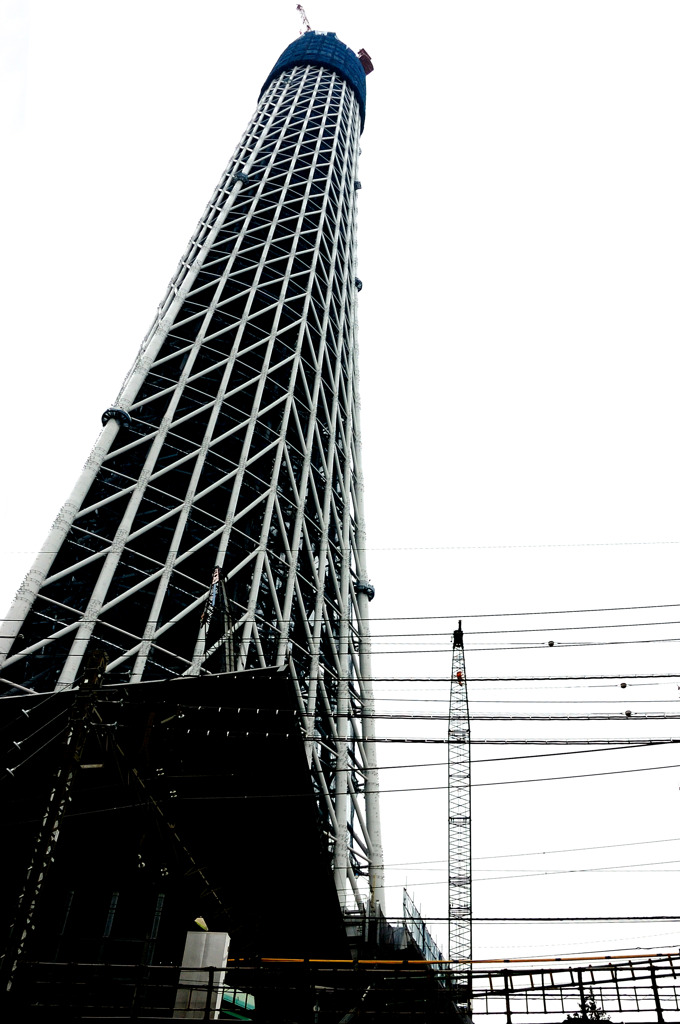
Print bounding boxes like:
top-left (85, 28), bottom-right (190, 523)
top-left (1, 31), bottom-right (383, 913)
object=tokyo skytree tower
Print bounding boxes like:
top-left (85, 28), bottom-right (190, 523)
top-left (0, 30), bottom-right (383, 911)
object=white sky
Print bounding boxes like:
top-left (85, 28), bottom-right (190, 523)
top-left (2, 0), bottom-right (680, 983)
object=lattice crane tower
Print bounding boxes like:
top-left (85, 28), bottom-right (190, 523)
top-left (449, 619), bottom-right (472, 1006)
top-left (0, 31), bottom-right (383, 913)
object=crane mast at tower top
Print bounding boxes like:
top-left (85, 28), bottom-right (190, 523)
top-left (296, 4), bottom-right (312, 33)
top-left (449, 619), bottom-right (472, 1009)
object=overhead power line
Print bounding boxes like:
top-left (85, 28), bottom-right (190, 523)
top-left (365, 637), bottom-right (680, 654)
top-left (384, 916), bottom-right (680, 923)
top-left (358, 602), bottom-right (680, 622)
top-left (8, 633), bottom-right (680, 658)
top-left (15, 753), bottom-right (678, 809)
top-left (381, 699), bottom-right (680, 705)
top-left (386, 836), bottom-right (680, 867)
top-left (4, 740), bottom-right (674, 789)
top-left (471, 760), bottom-right (680, 789)
top-left (471, 742), bottom-right (670, 764)
top-left (371, 737), bottom-right (680, 745)
top-left (473, 835), bottom-right (680, 861)
top-left (4, 672), bottom-right (679, 690)
top-left (9, 615), bottom-right (680, 639)
top-left (474, 857), bottom-right (680, 883)
top-left (82, 697), bottom-right (680, 724)
top-left (5, 540), bottom-right (680, 556)
top-left (72, 757), bottom-right (680, 801)
top-left (4, 601), bottom-right (680, 629)
top-left (246, 951), bottom-right (680, 965)
top-left (365, 619), bottom-right (680, 638)
top-left (376, 759), bottom-right (680, 792)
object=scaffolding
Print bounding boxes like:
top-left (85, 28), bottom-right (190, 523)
top-left (472, 954), bottom-right (680, 1022)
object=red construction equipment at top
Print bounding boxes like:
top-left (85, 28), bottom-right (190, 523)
top-left (357, 48), bottom-right (374, 74)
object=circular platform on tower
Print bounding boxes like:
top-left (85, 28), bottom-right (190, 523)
top-left (260, 32), bottom-right (367, 128)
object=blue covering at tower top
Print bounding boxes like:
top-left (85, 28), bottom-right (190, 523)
top-left (260, 32), bottom-right (367, 130)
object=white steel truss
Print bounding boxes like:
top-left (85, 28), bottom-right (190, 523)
top-left (1, 52), bottom-right (383, 914)
top-left (449, 620), bottom-right (472, 1006)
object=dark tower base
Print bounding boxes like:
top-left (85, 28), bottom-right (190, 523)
top-left (1, 670), bottom-right (463, 1021)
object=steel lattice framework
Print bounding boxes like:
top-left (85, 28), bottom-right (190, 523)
top-left (0, 33), bottom-right (383, 913)
top-left (449, 620), bottom-right (472, 1005)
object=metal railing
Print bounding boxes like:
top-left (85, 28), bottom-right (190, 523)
top-left (403, 888), bottom-right (444, 965)
top-left (470, 955), bottom-right (680, 1023)
top-left (10, 955), bottom-right (680, 1021)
